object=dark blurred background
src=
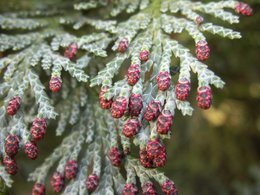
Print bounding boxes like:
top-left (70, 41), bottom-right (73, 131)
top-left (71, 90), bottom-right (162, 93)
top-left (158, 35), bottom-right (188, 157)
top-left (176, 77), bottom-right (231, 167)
top-left (0, 0), bottom-right (260, 194)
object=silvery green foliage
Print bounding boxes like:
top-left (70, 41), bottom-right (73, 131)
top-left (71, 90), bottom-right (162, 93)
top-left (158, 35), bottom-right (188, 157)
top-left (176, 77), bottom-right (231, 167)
top-left (28, 131), bottom-right (79, 183)
top-left (0, 165), bottom-right (13, 187)
top-left (74, 0), bottom-right (150, 14)
top-left (0, 15), bottom-right (46, 30)
top-left (28, 104), bottom-right (126, 194)
top-left (30, 44), bottom-right (89, 82)
top-left (60, 16), bottom-right (117, 32)
top-left (0, 0), bottom-right (252, 193)
top-left (0, 33), bottom-right (40, 52)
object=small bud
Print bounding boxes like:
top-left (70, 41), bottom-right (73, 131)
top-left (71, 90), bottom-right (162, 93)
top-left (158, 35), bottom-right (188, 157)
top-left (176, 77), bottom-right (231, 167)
top-left (122, 183), bottom-right (138, 195)
top-left (157, 71), bottom-right (171, 91)
top-left (235, 2), bottom-right (253, 16)
top-left (3, 156), bottom-right (18, 175)
top-left (123, 118), bottom-right (141, 138)
top-left (24, 142), bottom-right (38, 160)
top-left (99, 86), bottom-right (113, 109)
top-left (196, 40), bottom-right (210, 61)
top-left (32, 183), bottom-right (46, 195)
top-left (140, 50), bottom-right (150, 62)
top-left (129, 93), bottom-right (143, 117)
top-left (6, 96), bottom-right (21, 116)
top-left (157, 110), bottom-right (173, 135)
top-left (118, 38), bottom-right (129, 53)
top-left (195, 16), bottom-right (204, 25)
top-left (64, 42), bottom-right (78, 59)
top-left (127, 64), bottom-right (141, 86)
top-left (161, 180), bottom-right (178, 195)
top-left (30, 118), bottom-right (47, 141)
top-left (144, 100), bottom-right (161, 121)
top-left (142, 182), bottom-right (157, 195)
top-left (50, 171), bottom-right (65, 193)
top-left (49, 76), bottom-right (62, 93)
top-left (86, 174), bottom-right (100, 193)
top-left (109, 147), bottom-right (122, 167)
top-left (175, 78), bottom-right (191, 101)
top-left (111, 96), bottom-right (127, 118)
top-left (196, 86), bottom-right (212, 110)
top-left (65, 160), bottom-right (78, 180)
top-left (5, 134), bottom-right (19, 157)
top-left (124, 147), bottom-right (131, 155)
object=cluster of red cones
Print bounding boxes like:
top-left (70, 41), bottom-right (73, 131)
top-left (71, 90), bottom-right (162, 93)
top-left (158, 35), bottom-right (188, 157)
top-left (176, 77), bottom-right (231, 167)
top-left (121, 180), bottom-right (178, 195)
top-left (3, 96), bottom-right (48, 175)
top-left (32, 159), bottom-right (100, 195)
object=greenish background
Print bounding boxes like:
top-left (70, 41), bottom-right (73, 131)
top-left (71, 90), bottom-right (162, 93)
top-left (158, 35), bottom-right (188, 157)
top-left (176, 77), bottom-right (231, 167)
top-left (0, 0), bottom-right (260, 194)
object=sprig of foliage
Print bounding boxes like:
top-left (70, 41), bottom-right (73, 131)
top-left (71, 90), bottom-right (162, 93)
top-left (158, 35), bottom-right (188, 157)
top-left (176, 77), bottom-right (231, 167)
top-left (0, 0), bottom-right (253, 194)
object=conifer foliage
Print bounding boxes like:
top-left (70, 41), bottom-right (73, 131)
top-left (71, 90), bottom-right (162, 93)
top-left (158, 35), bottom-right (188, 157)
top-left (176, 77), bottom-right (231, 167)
top-left (0, 0), bottom-right (252, 194)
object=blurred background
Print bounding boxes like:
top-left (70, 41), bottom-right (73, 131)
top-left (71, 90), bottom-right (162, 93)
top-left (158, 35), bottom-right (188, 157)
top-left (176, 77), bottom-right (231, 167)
top-left (0, 0), bottom-right (260, 194)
